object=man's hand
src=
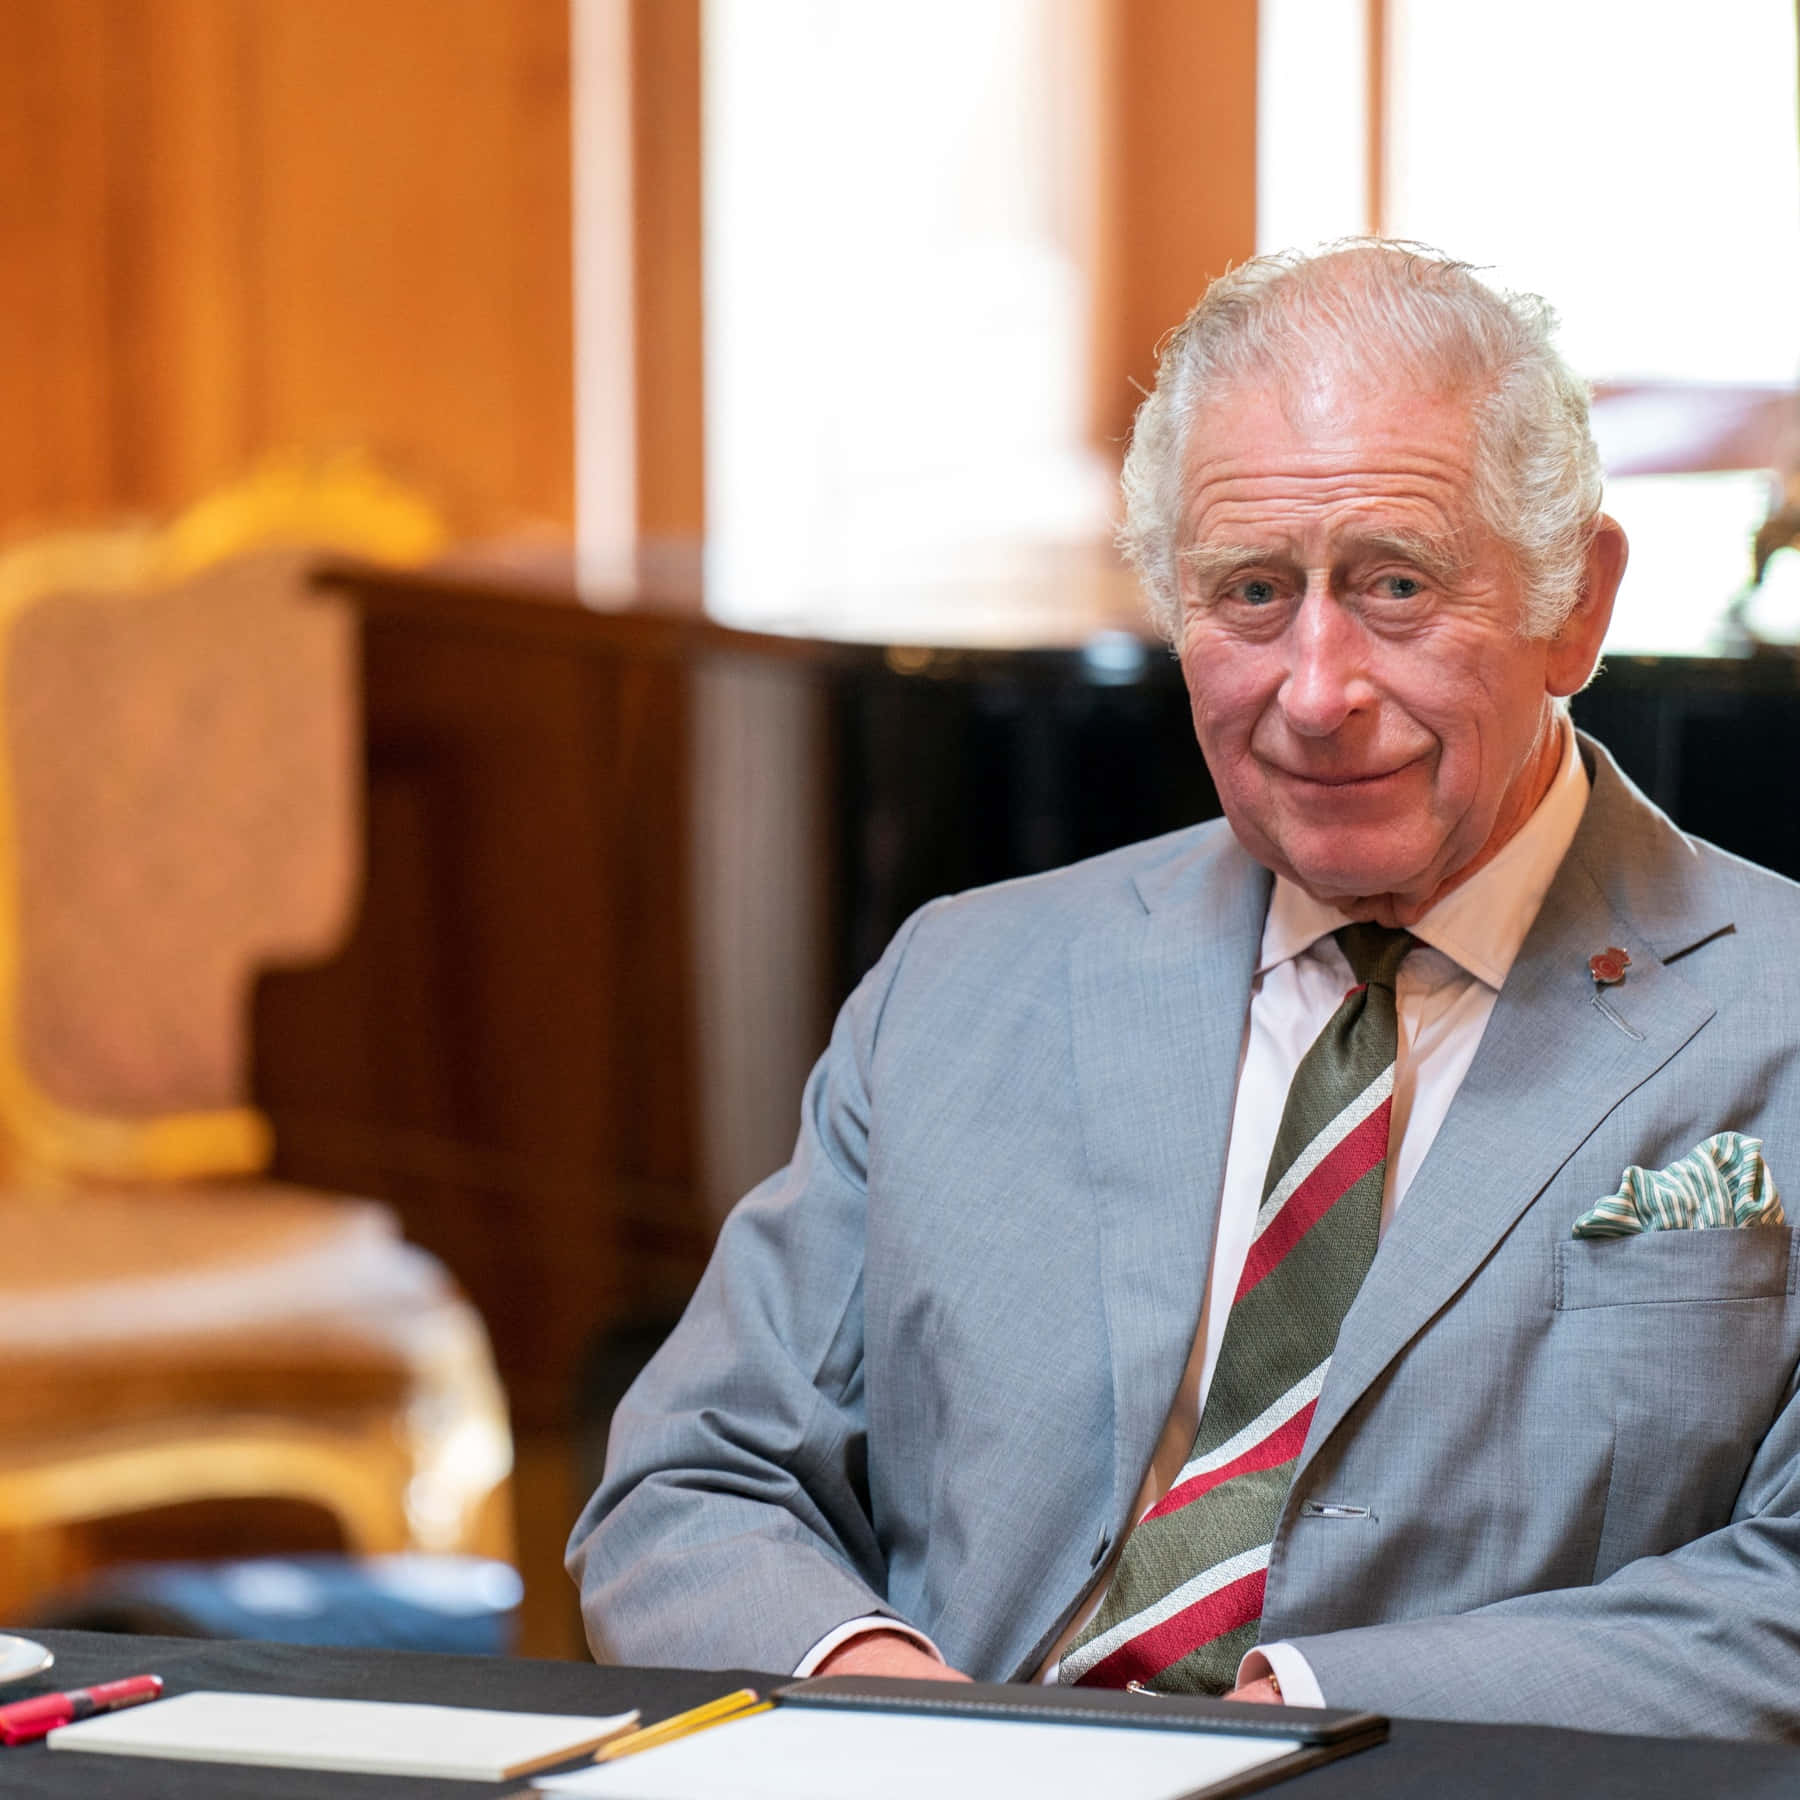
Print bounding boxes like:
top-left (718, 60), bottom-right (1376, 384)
top-left (1224, 1675), bottom-right (1284, 1705)
top-left (813, 1630), bottom-right (972, 1682)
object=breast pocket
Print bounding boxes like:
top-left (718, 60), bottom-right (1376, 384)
top-left (1555, 1227), bottom-right (1794, 1310)
top-left (1553, 1229), bottom-right (1798, 1579)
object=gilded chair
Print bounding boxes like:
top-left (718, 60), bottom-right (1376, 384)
top-left (0, 456), bottom-right (514, 1617)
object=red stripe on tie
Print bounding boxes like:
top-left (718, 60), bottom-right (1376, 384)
top-left (1236, 1101), bottom-right (1390, 1302)
top-left (1074, 1567), bottom-right (1268, 1690)
top-left (1140, 1409), bottom-right (1313, 1524)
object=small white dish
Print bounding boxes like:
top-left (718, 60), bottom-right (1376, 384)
top-left (0, 1636), bottom-right (53, 1685)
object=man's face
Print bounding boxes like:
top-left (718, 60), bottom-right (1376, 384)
top-left (1176, 369), bottom-right (1610, 926)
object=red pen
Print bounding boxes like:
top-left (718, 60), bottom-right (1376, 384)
top-left (0, 1674), bottom-right (163, 1746)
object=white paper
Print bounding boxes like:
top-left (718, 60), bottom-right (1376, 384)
top-left (535, 1705), bottom-right (1302, 1800)
top-left (50, 1690), bottom-right (639, 1781)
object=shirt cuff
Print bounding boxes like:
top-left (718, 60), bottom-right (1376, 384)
top-left (794, 1615), bottom-right (946, 1678)
top-left (1236, 1642), bottom-right (1326, 1708)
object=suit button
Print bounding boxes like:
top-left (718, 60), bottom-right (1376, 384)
top-left (1090, 1528), bottom-right (1111, 1568)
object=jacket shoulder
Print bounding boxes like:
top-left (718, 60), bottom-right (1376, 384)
top-left (913, 816), bottom-right (1236, 943)
top-left (850, 817), bottom-right (1248, 1036)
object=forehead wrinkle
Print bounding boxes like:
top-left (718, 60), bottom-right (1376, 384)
top-left (1179, 461), bottom-right (1477, 566)
top-left (1183, 481), bottom-right (1471, 551)
top-left (1182, 448), bottom-right (1478, 522)
top-left (1177, 383), bottom-right (1492, 595)
top-left (1189, 454), bottom-right (1474, 498)
top-left (1183, 411), bottom-right (1480, 505)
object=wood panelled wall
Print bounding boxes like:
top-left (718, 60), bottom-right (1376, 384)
top-left (0, 0), bottom-right (574, 535)
top-left (628, 0), bottom-right (705, 542)
top-left (0, 0), bottom-right (1253, 539)
top-left (1091, 0), bottom-right (1259, 452)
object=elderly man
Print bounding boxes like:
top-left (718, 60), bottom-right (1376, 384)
top-left (568, 243), bottom-right (1800, 1739)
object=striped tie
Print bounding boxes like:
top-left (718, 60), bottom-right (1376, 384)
top-left (1060, 924), bottom-right (1413, 1693)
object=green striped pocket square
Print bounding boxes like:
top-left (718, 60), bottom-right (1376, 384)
top-left (1572, 1132), bottom-right (1786, 1239)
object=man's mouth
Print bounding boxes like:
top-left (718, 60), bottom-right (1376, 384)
top-left (1268, 761), bottom-right (1416, 789)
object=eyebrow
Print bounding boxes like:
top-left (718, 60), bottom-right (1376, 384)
top-left (1178, 543), bottom-right (1291, 589)
top-left (1178, 528), bottom-right (1468, 591)
top-left (1350, 529), bottom-right (1468, 587)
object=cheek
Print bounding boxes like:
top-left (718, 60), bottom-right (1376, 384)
top-left (1179, 638), bottom-right (1269, 751)
top-left (1430, 658), bottom-right (1546, 774)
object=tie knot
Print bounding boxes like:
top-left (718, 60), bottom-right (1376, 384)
top-left (1335, 922), bottom-right (1414, 991)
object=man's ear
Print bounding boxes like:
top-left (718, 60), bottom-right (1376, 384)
top-left (1546, 515), bottom-right (1628, 696)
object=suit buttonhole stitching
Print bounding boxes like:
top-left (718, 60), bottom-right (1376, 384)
top-left (1589, 991), bottom-right (1645, 1041)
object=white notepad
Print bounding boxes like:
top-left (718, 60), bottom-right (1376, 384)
top-left (49, 1690), bottom-right (639, 1781)
top-left (533, 1705), bottom-right (1302, 1800)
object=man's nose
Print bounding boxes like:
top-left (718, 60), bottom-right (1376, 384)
top-left (1278, 589), bottom-right (1371, 737)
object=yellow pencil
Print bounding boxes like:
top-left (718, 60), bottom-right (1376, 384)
top-left (594, 1690), bottom-right (769, 1763)
top-left (595, 1694), bottom-right (768, 1763)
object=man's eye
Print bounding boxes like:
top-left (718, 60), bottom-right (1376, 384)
top-left (1238, 579), bottom-right (1277, 606)
top-left (1379, 574), bottom-right (1423, 599)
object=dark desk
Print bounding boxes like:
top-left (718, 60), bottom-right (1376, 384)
top-left (0, 1632), bottom-right (764, 1799)
top-left (7, 1630), bottom-right (1799, 1799)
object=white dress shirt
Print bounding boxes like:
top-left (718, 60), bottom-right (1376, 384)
top-left (803, 723), bottom-right (1591, 1693)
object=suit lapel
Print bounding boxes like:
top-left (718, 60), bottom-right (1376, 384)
top-left (1070, 828), bottom-right (1270, 1533)
top-left (1297, 741), bottom-right (1726, 1471)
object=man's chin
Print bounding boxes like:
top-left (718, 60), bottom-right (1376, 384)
top-left (1224, 808), bottom-right (1457, 919)
top-left (1275, 850), bottom-right (1442, 924)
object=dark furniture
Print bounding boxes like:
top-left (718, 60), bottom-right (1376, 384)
top-left (4, 1628), bottom-right (1800, 1798)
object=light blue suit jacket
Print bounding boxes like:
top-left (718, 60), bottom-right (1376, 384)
top-left (569, 738), bottom-right (1800, 1738)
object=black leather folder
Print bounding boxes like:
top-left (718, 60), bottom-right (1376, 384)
top-left (776, 1676), bottom-right (1388, 1798)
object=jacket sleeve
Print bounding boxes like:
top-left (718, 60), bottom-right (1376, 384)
top-left (1286, 1395), bottom-right (1800, 1738)
top-left (565, 909), bottom-right (933, 1673)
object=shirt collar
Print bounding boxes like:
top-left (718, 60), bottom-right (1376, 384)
top-left (1257, 719), bottom-right (1590, 990)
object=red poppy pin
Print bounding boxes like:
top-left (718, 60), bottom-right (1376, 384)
top-left (1588, 946), bottom-right (1631, 986)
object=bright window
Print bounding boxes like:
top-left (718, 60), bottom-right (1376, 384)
top-left (1262, 0), bottom-right (1800, 653)
top-left (701, 0), bottom-right (1113, 634)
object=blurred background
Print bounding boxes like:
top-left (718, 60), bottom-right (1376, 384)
top-left (0, 0), bottom-right (1797, 1663)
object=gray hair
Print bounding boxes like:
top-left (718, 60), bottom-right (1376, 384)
top-left (1119, 240), bottom-right (1603, 642)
